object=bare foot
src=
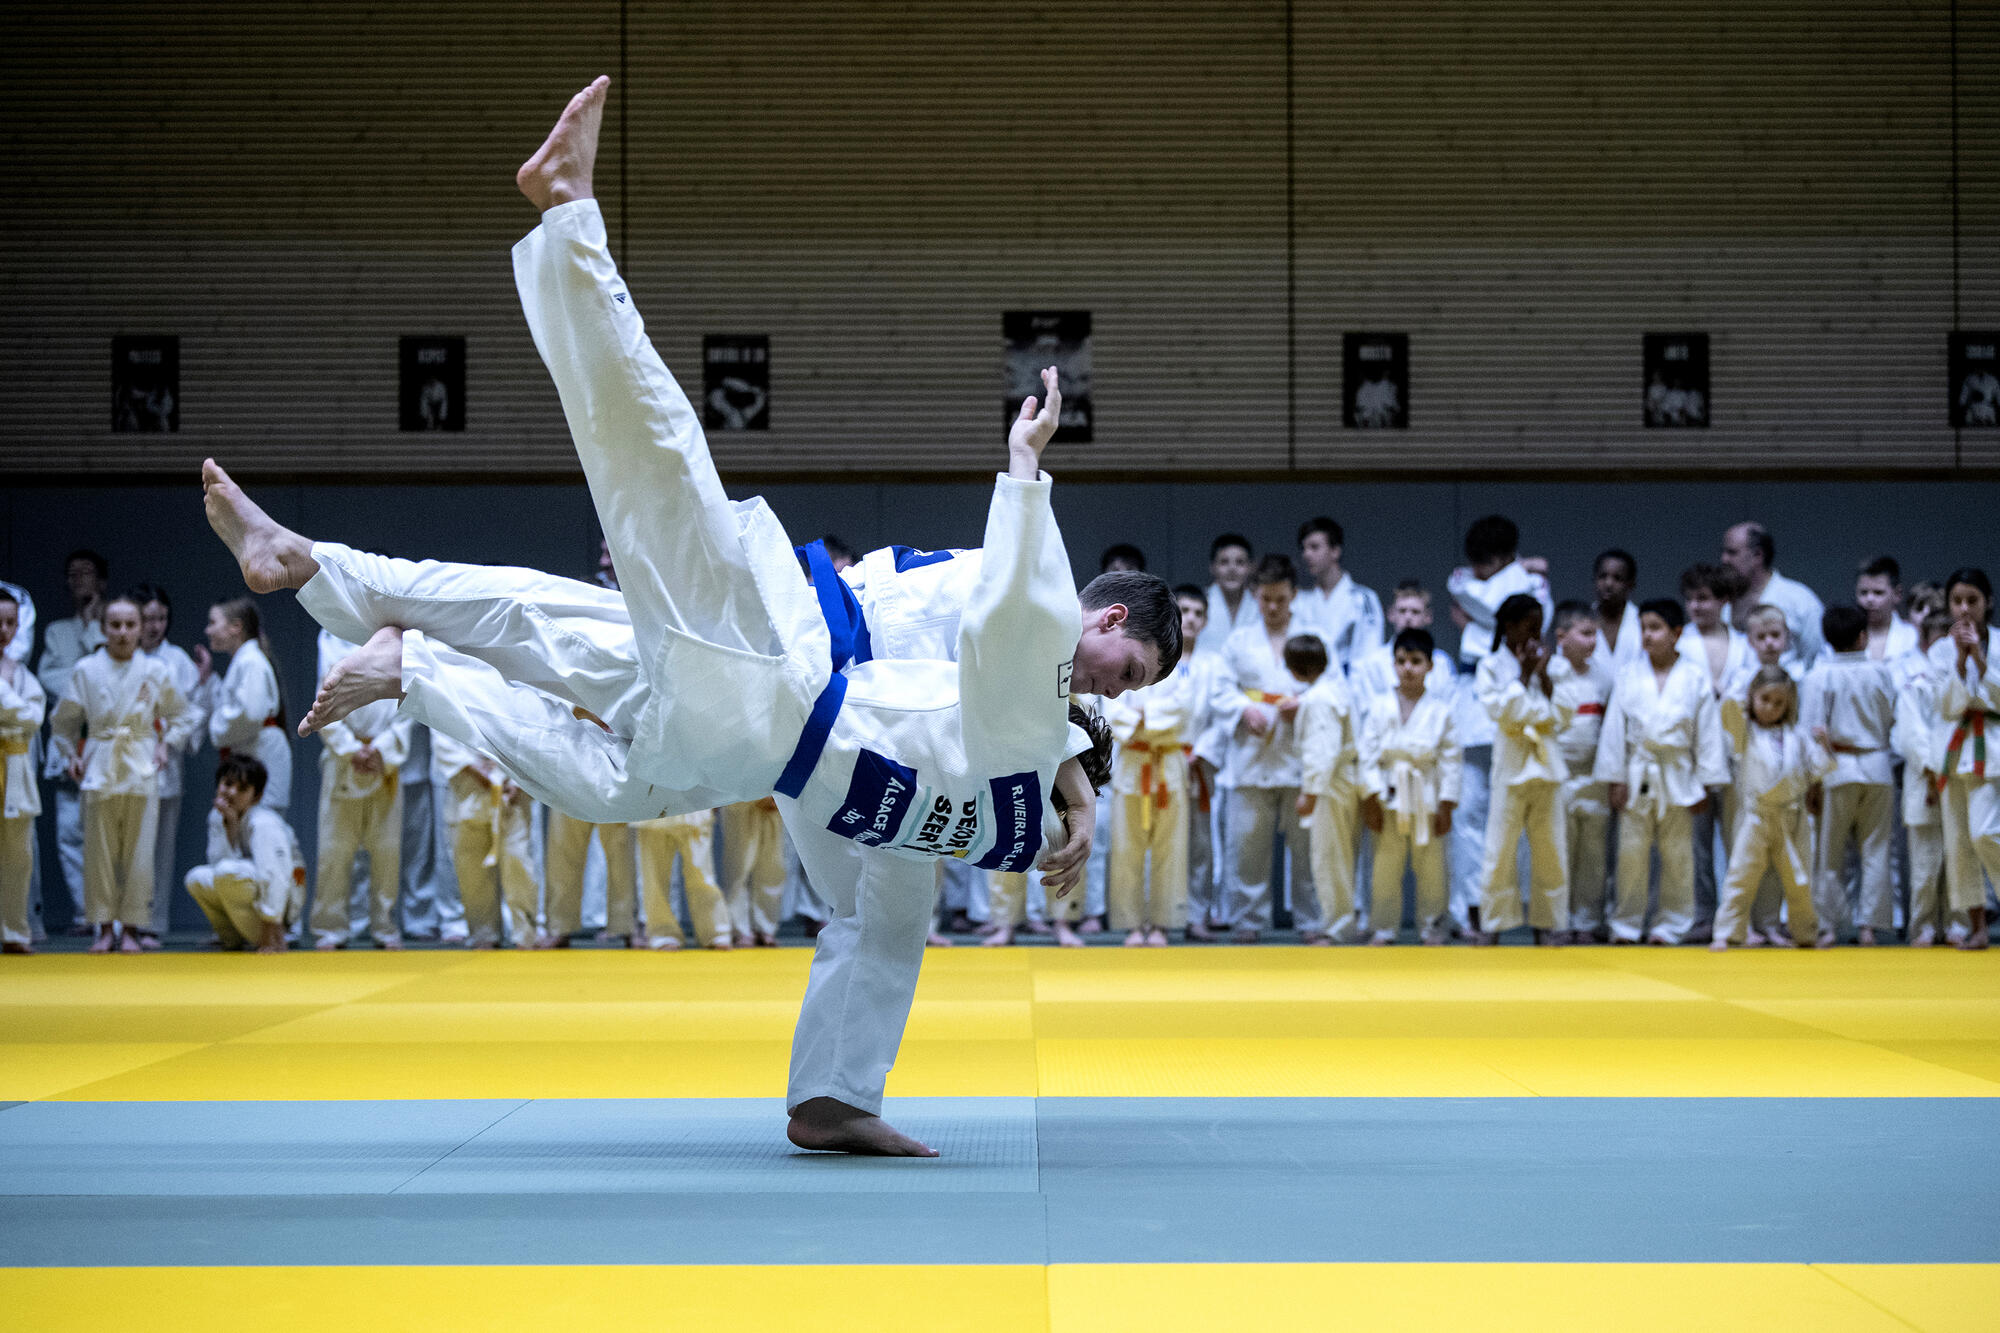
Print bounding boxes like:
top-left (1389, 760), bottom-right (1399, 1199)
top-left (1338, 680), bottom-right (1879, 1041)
top-left (1742, 932), bottom-right (1767, 948)
top-left (1857, 927), bottom-right (1877, 947)
top-left (1910, 927), bottom-right (1937, 948)
top-left (648, 935), bottom-right (682, 951)
top-left (314, 935), bottom-right (342, 952)
top-left (88, 925), bottom-right (114, 954)
top-left (1054, 922), bottom-right (1085, 948)
top-left (1147, 928), bottom-right (1169, 947)
top-left (1471, 931), bottom-right (1499, 947)
top-left (300, 627), bottom-right (405, 737)
top-left (1123, 929), bottom-right (1148, 948)
top-left (1708, 938), bottom-right (1728, 952)
top-left (925, 931), bottom-right (953, 948)
top-left (377, 933), bottom-right (404, 951)
top-left (786, 1097), bottom-right (937, 1157)
top-left (517, 76), bottom-right (609, 212)
top-left (1419, 930), bottom-right (1445, 947)
top-left (1077, 916), bottom-right (1104, 935)
top-left (982, 925), bottom-right (1015, 947)
top-left (732, 932), bottom-right (755, 949)
top-left (1231, 927), bottom-right (1260, 944)
top-left (202, 459), bottom-right (318, 593)
top-left (755, 931), bottom-right (778, 948)
top-left (708, 936), bottom-right (733, 951)
top-left (1185, 920), bottom-right (1216, 942)
top-left (118, 930), bottom-right (143, 954)
top-left (1368, 930), bottom-right (1395, 947)
top-left (136, 932), bottom-right (163, 951)
top-left (1958, 910), bottom-right (1989, 951)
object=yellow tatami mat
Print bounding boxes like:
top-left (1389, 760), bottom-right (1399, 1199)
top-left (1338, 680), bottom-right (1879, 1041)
top-left (2, 946), bottom-right (1994, 1101)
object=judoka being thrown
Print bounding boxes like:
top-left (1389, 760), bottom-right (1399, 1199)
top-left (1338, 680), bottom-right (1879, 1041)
top-left (202, 76), bottom-right (1180, 1156)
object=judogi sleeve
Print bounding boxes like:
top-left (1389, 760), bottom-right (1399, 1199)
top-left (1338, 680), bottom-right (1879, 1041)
top-left (1592, 684), bottom-right (1630, 786)
top-left (0, 664), bottom-right (45, 735)
top-left (1436, 704), bottom-right (1463, 805)
top-left (49, 672), bottom-right (88, 769)
top-left (1298, 693), bottom-right (1336, 795)
top-left (1357, 701), bottom-right (1388, 800)
top-left (155, 671), bottom-right (197, 753)
top-left (210, 655), bottom-right (277, 752)
top-left (955, 472), bottom-right (1080, 776)
top-left (204, 808), bottom-right (232, 865)
top-left (247, 814), bottom-right (297, 923)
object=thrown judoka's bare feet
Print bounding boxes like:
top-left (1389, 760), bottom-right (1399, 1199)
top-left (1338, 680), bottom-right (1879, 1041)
top-left (202, 460), bottom-right (318, 593)
top-left (300, 627), bottom-right (405, 737)
top-left (787, 1097), bottom-right (938, 1157)
top-left (517, 76), bottom-right (608, 212)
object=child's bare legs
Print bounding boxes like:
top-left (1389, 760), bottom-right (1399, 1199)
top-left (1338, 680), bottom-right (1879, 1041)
top-left (202, 460), bottom-right (320, 594)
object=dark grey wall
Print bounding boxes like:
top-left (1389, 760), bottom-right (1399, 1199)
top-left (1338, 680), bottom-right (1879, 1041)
top-left (7, 475), bottom-right (1999, 927)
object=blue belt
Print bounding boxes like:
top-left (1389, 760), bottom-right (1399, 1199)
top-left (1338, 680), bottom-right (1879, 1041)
top-left (773, 542), bottom-right (869, 799)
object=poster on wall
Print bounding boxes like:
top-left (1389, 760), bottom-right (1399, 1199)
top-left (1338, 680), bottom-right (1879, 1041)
top-left (111, 335), bottom-right (179, 432)
top-left (1950, 332), bottom-right (1999, 428)
top-left (703, 335), bottom-right (770, 430)
top-left (1343, 332), bottom-right (1409, 428)
top-left (1004, 311), bottom-right (1092, 443)
top-left (399, 336), bottom-right (466, 431)
top-left (1642, 332), bottom-right (1709, 428)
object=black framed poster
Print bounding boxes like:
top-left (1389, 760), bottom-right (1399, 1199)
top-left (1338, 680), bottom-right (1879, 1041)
top-left (703, 335), bottom-right (770, 430)
top-left (1643, 332), bottom-right (1709, 428)
top-left (1950, 332), bottom-right (1999, 428)
top-left (111, 335), bottom-right (179, 432)
top-left (1004, 311), bottom-right (1092, 443)
top-left (1343, 332), bottom-right (1409, 428)
top-left (400, 336), bottom-right (466, 431)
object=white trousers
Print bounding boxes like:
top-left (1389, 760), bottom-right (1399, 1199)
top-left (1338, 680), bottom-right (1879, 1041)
top-left (54, 784), bottom-right (84, 927)
top-left (1561, 778), bottom-right (1611, 934)
top-left (311, 780), bottom-right (404, 944)
top-left (397, 760), bottom-right (466, 940)
top-left (1941, 776), bottom-right (2000, 916)
top-left (721, 802), bottom-right (787, 938)
top-left (1223, 785), bottom-right (1312, 932)
top-left (1714, 805), bottom-right (1817, 945)
top-left (1477, 778), bottom-right (1566, 934)
top-left (1304, 789), bottom-right (1362, 941)
top-left (83, 792), bottom-right (157, 929)
top-left (546, 813), bottom-right (637, 937)
top-left (1815, 782), bottom-right (1895, 937)
top-left (1108, 787), bottom-right (1189, 931)
top-left (186, 861), bottom-right (278, 949)
top-left (145, 794), bottom-right (181, 936)
top-left (1449, 746), bottom-right (1492, 929)
top-left (1612, 801), bottom-right (1696, 944)
top-left (1371, 820), bottom-right (1448, 935)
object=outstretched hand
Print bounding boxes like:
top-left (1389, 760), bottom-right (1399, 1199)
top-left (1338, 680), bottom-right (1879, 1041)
top-left (1008, 366), bottom-right (1062, 479)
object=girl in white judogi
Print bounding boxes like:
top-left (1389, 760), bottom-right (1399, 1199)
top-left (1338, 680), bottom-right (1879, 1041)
top-left (1593, 599), bottom-right (1729, 945)
top-left (309, 630), bottom-right (414, 949)
top-left (200, 598), bottom-right (292, 814)
top-left (1104, 633), bottom-right (1197, 946)
top-left (1929, 568), bottom-right (2000, 951)
top-left (1711, 667), bottom-right (1833, 948)
top-left (186, 755), bottom-right (305, 953)
top-left (1358, 628), bottom-right (1462, 943)
top-left (1473, 594), bottom-right (1572, 944)
top-left (1548, 604), bottom-right (1614, 941)
top-left (1893, 610), bottom-right (1953, 945)
top-left (133, 584), bottom-right (207, 946)
top-left (0, 591), bottom-right (44, 953)
top-left (1293, 637), bottom-right (1364, 942)
top-left (431, 731), bottom-right (538, 948)
top-left (49, 595), bottom-right (197, 953)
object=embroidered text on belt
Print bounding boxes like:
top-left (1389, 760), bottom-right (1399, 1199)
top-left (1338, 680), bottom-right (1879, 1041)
top-left (1936, 710), bottom-right (1990, 793)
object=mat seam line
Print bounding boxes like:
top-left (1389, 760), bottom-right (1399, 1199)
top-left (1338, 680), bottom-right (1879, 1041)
top-left (1811, 1264), bottom-right (1928, 1332)
top-left (385, 1097), bottom-right (536, 1194)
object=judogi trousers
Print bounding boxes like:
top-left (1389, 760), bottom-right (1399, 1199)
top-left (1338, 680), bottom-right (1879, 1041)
top-left (1477, 778), bottom-right (1567, 934)
top-left (1715, 807), bottom-right (1817, 946)
top-left (450, 782), bottom-right (537, 947)
top-left (1941, 776), bottom-right (2000, 917)
top-left (83, 792), bottom-right (156, 928)
top-left (54, 783), bottom-right (84, 927)
top-left (311, 783), bottom-right (404, 945)
top-left (1903, 823), bottom-right (1969, 939)
top-left (986, 868), bottom-right (1078, 926)
top-left (547, 812), bottom-right (638, 938)
top-left (1224, 785), bottom-right (1313, 932)
top-left (1449, 746), bottom-right (1492, 930)
top-left (1815, 783), bottom-right (1895, 938)
top-left (145, 794), bottom-right (181, 936)
top-left (721, 803), bottom-right (787, 938)
top-left (1108, 789), bottom-right (1189, 931)
top-left (1612, 801), bottom-right (1696, 944)
top-left (185, 861), bottom-right (273, 950)
top-left (636, 817), bottom-right (728, 947)
top-left (1, 811), bottom-right (31, 946)
top-left (1304, 789), bottom-right (1362, 941)
top-left (1372, 820), bottom-right (1447, 935)
top-left (1561, 777), bottom-right (1611, 935)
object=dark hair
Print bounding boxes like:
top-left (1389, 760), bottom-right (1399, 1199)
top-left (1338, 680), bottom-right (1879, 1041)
top-left (1732, 521), bottom-right (1776, 567)
top-left (1821, 604), bottom-right (1868, 653)
top-left (818, 534), bottom-right (856, 566)
top-left (65, 548), bottom-right (108, 581)
top-left (128, 582), bottom-right (171, 627)
top-left (0, 588), bottom-right (17, 609)
top-left (1056, 703), bottom-right (1114, 812)
top-left (1297, 516), bottom-right (1345, 549)
top-left (1463, 515), bottom-right (1519, 566)
top-left (1595, 548), bottom-right (1637, 583)
top-left (1638, 597), bottom-right (1688, 633)
top-left (1209, 532), bottom-right (1253, 562)
top-left (1392, 627), bottom-right (1436, 659)
top-left (214, 596), bottom-right (288, 729)
top-left (1172, 583), bottom-right (1207, 603)
top-left (1099, 543), bottom-right (1147, 573)
top-left (1490, 593), bottom-right (1545, 650)
top-left (1283, 633), bottom-right (1329, 679)
top-left (215, 753), bottom-right (269, 800)
top-left (1251, 553), bottom-right (1297, 590)
top-left (1551, 599), bottom-right (1594, 635)
top-left (102, 592), bottom-right (143, 618)
top-left (1080, 571), bottom-right (1183, 682)
top-left (1858, 555), bottom-right (1900, 585)
top-left (1944, 567), bottom-right (1994, 620)
top-left (1679, 561), bottom-right (1741, 600)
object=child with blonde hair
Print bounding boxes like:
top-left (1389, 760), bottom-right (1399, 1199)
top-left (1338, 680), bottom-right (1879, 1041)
top-left (1712, 667), bottom-right (1833, 949)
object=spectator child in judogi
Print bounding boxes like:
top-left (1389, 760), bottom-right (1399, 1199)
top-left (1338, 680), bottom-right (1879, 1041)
top-left (1350, 581), bottom-right (1457, 704)
top-left (1594, 598), bottom-right (1729, 945)
top-left (1855, 557), bottom-right (1917, 664)
top-left (1473, 593), bottom-right (1572, 945)
top-left (200, 597), bottom-right (292, 815)
top-left (1170, 586), bottom-right (1230, 941)
top-left (1931, 568), bottom-right (2000, 951)
top-left (1742, 605), bottom-right (1801, 683)
top-left (1293, 634), bottom-right (1365, 942)
top-left (1104, 614), bottom-right (1200, 947)
top-left (1895, 608), bottom-right (1953, 945)
top-left (186, 755), bottom-right (305, 953)
top-left (1198, 533), bottom-right (1257, 655)
top-left (1590, 549), bottom-right (1644, 676)
top-left (1548, 602), bottom-right (1614, 942)
top-left (1292, 517), bottom-right (1384, 672)
top-left (1358, 628), bottom-right (1461, 944)
top-left (308, 630), bottom-right (414, 950)
top-left (722, 798), bottom-right (787, 946)
top-left (0, 590), bottom-right (44, 953)
top-left (1711, 667), bottom-right (1833, 950)
top-left (133, 585), bottom-right (207, 949)
top-left (35, 550), bottom-right (108, 934)
top-left (541, 812), bottom-right (638, 947)
top-left (1678, 564), bottom-right (1753, 941)
top-left (1801, 605), bottom-right (1898, 946)
top-left (49, 594), bottom-right (197, 953)
top-left (635, 807), bottom-right (731, 950)
top-left (432, 731), bottom-right (538, 948)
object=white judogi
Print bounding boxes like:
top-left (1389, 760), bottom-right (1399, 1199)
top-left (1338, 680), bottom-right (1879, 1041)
top-left (1217, 620), bottom-right (1312, 934)
top-left (1358, 689), bottom-right (1461, 936)
top-left (49, 650), bottom-right (195, 930)
top-left (140, 641), bottom-right (206, 936)
top-left (1177, 647), bottom-right (1232, 927)
top-left (309, 631), bottom-right (414, 947)
top-left (1930, 631), bottom-right (2000, 921)
top-left (838, 545), bottom-right (983, 663)
top-left (634, 808), bottom-right (728, 947)
top-left (1680, 622), bottom-right (1755, 933)
top-left (205, 638), bottom-right (292, 814)
top-left (1297, 672), bottom-right (1363, 940)
top-left (1866, 616), bottom-right (1918, 664)
top-left (1679, 623), bottom-right (1753, 699)
top-left (1474, 647), bottom-right (1572, 934)
top-left (431, 732), bottom-right (538, 947)
top-left (1713, 704), bottom-right (1833, 946)
top-left (0, 655), bottom-right (45, 946)
top-left (1104, 662), bottom-right (1194, 932)
top-left (1292, 573), bottom-right (1385, 673)
top-left (1800, 650), bottom-right (1897, 939)
top-left (1349, 643), bottom-right (1455, 705)
top-left (1198, 583), bottom-right (1258, 656)
top-left (1893, 660), bottom-right (1952, 940)
top-left (35, 613), bottom-right (104, 925)
top-left (1725, 569), bottom-right (1827, 672)
top-left (721, 800), bottom-right (788, 939)
top-left (1591, 601), bottom-right (1644, 676)
top-left (545, 812), bottom-right (638, 939)
top-left (1549, 654), bottom-right (1614, 935)
top-left (1593, 654), bottom-right (1729, 944)
top-left (1447, 561), bottom-right (1553, 679)
top-left (185, 804), bottom-right (305, 949)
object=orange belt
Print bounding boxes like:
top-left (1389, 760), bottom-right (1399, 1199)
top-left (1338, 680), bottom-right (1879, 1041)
top-left (1937, 711), bottom-right (1989, 793)
top-left (1125, 740), bottom-right (1176, 834)
top-left (1243, 690), bottom-right (1289, 705)
top-left (1184, 743), bottom-right (1211, 814)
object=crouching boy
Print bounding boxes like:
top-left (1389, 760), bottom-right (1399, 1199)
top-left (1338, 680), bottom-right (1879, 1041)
top-left (185, 755), bottom-right (305, 953)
